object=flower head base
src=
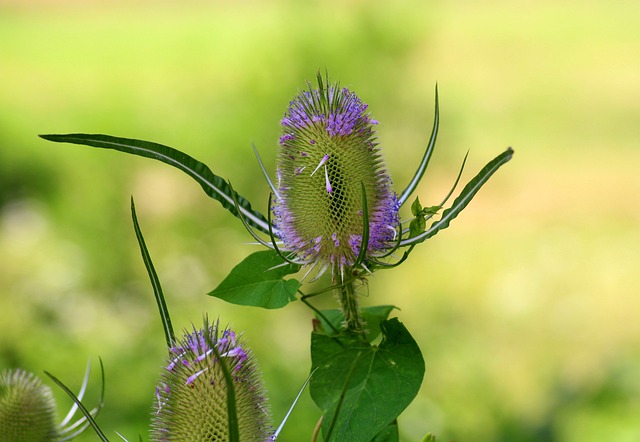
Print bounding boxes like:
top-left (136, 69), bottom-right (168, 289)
top-left (273, 74), bottom-right (399, 279)
top-left (0, 369), bottom-right (58, 442)
top-left (151, 319), bottom-right (271, 441)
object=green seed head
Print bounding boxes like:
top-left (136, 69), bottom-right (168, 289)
top-left (151, 320), bottom-right (271, 441)
top-left (0, 369), bottom-right (58, 442)
top-left (273, 75), bottom-right (399, 279)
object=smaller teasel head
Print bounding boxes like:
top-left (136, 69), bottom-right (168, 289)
top-left (0, 369), bottom-right (58, 441)
top-left (151, 318), bottom-right (271, 441)
top-left (273, 74), bottom-right (399, 279)
top-left (0, 363), bottom-right (104, 442)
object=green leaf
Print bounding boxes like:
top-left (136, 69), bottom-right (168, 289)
top-left (208, 250), bottom-right (301, 309)
top-left (410, 196), bottom-right (423, 217)
top-left (423, 205), bottom-right (442, 215)
top-left (39, 133), bottom-right (269, 233)
top-left (314, 305), bottom-right (398, 342)
top-left (402, 147), bottom-right (514, 246)
top-left (409, 198), bottom-right (442, 238)
top-left (372, 420), bottom-right (399, 442)
top-left (131, 197), bottom-right (174, 347)
top-left (409, 215), bottom-right (426, 238)
top-left (310, 318), bottom-right (425, 442)
top-left (421, 434), bottom-right (437, 442)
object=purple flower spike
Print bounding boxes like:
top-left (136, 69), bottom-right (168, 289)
top-left (272, 75), bottom-right (399, 279)
top-left (151, 318), bottom-right (272, 441)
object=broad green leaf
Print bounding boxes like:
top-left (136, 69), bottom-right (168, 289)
top-left (208, 250), bottom-right (300, 309)
top-left (39, 133), bottom-right (270, 233)
top-left (372, 420), bottom-right (399, 442)
top-left (401, 147), bottom-right (514, 246)
top-left (314, 305), bottom-right (398, 342)
top-left (310, 318), bottom-right (425, 442)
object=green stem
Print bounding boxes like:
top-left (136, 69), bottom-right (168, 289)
top-left (338, 280), bottom-right (364, 333)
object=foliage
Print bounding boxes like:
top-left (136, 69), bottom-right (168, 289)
top-left (2, 3), bottom-right (638, 440)
top-left (37, 77), bottom-right (512, 440)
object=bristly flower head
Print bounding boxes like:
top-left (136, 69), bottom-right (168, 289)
top-left (0, 369), bottom-right (58, 442)
top-left (0, 365), bottom-right (104, 442)
top-left (151, 319), bottom-right (271, 441)
top-left (273, 73), bottom-right (399, 280)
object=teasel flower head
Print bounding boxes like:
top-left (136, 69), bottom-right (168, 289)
top-left (0, 363), bottom-right (105, 442)
top-left (0, 369), bottom-right (58, 442)
top-left (151, 318), bottom-right (272, 441)
top-left (272, 74), bottom-right (400, 280)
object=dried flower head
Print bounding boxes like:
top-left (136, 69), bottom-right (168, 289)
top-left (272, 74), bottom-right (399, 280)
top-left (151, 319), bottom-right (271, 441)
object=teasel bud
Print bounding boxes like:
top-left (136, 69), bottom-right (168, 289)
top-left (273, 74), bottom-right (399, 280)
top-left (151, 319), bottom-right (272, 441)
top-left (0, 369), bottom-right (58, 442)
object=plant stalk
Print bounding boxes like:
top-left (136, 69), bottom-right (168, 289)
top-left (338, 280), bottom-right (364, 333)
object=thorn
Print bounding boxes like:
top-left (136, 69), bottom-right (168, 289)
top-left (310, 154), bottom-right (330, 177)
top-left (360, 262), bottom-right (373, 274)
top-left (324, 166), bottom-right (332, 193)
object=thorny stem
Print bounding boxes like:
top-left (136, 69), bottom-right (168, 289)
top-left (338, 279), bottom-right (364, 334)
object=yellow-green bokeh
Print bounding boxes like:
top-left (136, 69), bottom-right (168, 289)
top-left (1, 1), bottom-right (639, 440)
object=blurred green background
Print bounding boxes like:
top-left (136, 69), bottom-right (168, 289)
top-left (1, 0), bottom-right (639, 440)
